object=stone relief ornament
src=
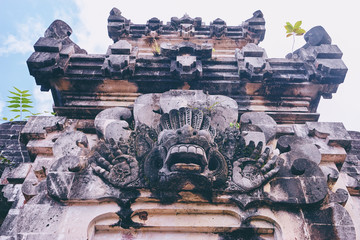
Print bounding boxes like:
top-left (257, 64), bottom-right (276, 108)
top-left (231, 145), bottom-right (280, 192)
top-left (90, 139), bottom-right (139, 188)
top-left (143, 107), bottom-right (228, 191)
top-left (46, 91), bottom-right (334, 208)
top-left (89, 104), bottom-right (281, 194)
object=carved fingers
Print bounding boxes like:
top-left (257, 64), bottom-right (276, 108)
top-left (262, 155), bottom-right (281, 181)
top-left (91, 154), bottom-right (112, 179)
top-left (90, 140), bottom-right (139, 188)
top-left (255, 147), bottom-right (270, 168)
top-left (231, 144), bottom-right (281, 192)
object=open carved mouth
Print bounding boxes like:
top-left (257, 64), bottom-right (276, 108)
top-left (166, 144), bottom-right (208, 173)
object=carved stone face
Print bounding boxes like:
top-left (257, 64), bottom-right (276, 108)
top-left (144, 108), bottom-right (228, 191)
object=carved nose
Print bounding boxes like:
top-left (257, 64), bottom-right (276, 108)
top-left (177, 125), bottom-right (198, 136)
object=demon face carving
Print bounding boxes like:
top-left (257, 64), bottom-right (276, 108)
top-left (89, 105), bottom-right (281, 195)
top-left (143, 107), bottom-right (228, 191)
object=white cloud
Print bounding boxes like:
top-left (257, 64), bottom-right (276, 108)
top-left (33, 86), bottom-right (53, 115)
top-left (71, 0), bottom-right (114, 53)
top-left (0, 17), bottom-right (46, 56)
top-left (0, 100), bottom-right (5, 118)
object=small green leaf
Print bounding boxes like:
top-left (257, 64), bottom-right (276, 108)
top-left (9, 91), bottom-right (20, 96)
top-left (294, 21), bottom-right (302, 29)
top-left (21, 99), bottom-right (33, 104)
top-left (284, 25), bottom-right (293, 32)
top-left (8, 104), bottom-right (20, 108)
top-left (295, 28), bottom-right (306, 35)
top-left (7, 100), bottom-right (20, 103)
top-left (21, 90), bottom-right (29, 94)
top-left (21, 104), bottom-right (33, 108)
top-left (22, 109), bottom-right (31, 112)
top-left (8, 96), bottom-right (20, 100)
top-left (13, 87), bottom-right (22, 93)
top-left (21, 94), bottom-right (31, 97)
top-left (2, 117), bottom-right (8, 121)
top-left (13, 115), bottom-right (20, 119)
top-left (286, 22), bottom-right (293, 28)
top-left (10, 109), bottom-right (20, 112)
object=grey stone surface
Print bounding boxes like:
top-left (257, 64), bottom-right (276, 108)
top-left (277, 135), bottom-right (322, 164)
top-left (94, 107), bottom-right (132, 142)
top-left (240, 112), bottom-right (277, 143)
top-left (110, 40), bottom-right (132, 55)
top-left (52, 131), bottom-right (89, 159)
top-left (21, 116), bottom-right (66, 142)
top-left (44, 20), bottom-right (72, 39)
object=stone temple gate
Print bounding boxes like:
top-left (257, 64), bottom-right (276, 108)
top-left (0, 8), bottom-right (359, 240)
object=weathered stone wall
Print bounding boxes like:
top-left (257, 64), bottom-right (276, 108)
top-left (0, 91), bottom-right (359, 239)
top-left (0, 121), bottom-right (31, 227)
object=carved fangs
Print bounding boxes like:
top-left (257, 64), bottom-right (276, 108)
top-left (166, 144), bottom-right (207, 172)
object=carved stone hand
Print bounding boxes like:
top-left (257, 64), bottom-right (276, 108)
top-left (90, 139), bottom-right (139, 188)
top-left (232, 143), bottom-right (280, 192)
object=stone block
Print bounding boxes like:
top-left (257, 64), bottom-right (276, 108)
top-left (277, 135), bottom-right (321, 164)
top-left (26, 138), bottom-right (54, 158)
top-left (110, 40), bottom-right (131, 55)
top-left (52, 131), bottom-right (89, 159)
top-left (302, 176), bottom-right (327, 204)
top-left (94, 107), bottom-right (132, 142)
top-left (313, 44), bottom-right (342, 59)
top-left (44, 19), bottom-right (72, 39)
top-left (240, 112), bottom-right (277, 143)
top-left (316, 58), bottom-right (348, 76)
top-left (241, 43), bottom-right (265, 57)
top-left (33, 37), bottom-right (62, 53)
top-left (269, 178), bottom-right (305, 203)
top-left (21, 116), bottom-right (66, 142)
top-left (108, 55), bottom-right (129, 70)
top-left (6, 163), bottom-right (31, 184)
top-left (26, 52), bottom-right (59, 69)
top-left (306, 122), bottom-right (352, 150)
top-left (46, 172), bottom-right (75, 200)
top-left (329, 188), bottom-right (348, 206)
top-left (59, 44), bottom-right (75, 57)
top-left (8, 204), bottom-right (66, 235)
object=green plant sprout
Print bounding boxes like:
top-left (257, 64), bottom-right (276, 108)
top-left (152, 39), bottom-right (161, 56)
top-left (1, 87), bottom-right (55, 122)
top-left (0, 153), bottom-right (11, 165)
top-left (284, 21), bottom-right (306, 55)
top-left (229, 122), bottom-right (240, 129)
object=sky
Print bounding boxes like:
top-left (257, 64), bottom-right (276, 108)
top-left (0, 0), bottom-right (359, 131)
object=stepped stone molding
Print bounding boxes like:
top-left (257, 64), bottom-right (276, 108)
top-left (26, 10), bottom-right (347, 124)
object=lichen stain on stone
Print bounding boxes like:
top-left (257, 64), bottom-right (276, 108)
top-left (53, 78), bottom-right (73, 91)
top-left (113, 189), bottom-right (143, 229)
top-left (99, 79), bottom-right (138, 93)
top-left (181, 81), bottom-right (191, 90)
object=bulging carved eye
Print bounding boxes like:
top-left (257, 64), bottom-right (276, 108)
top-left (177, 130), bottom-right (182, 135)
top-left (193, 131), bottom-right (198, 136)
